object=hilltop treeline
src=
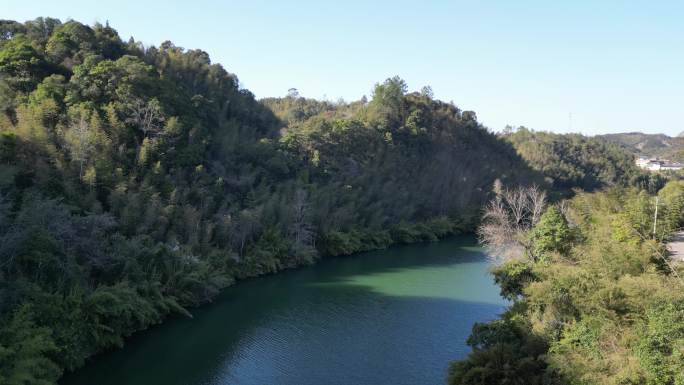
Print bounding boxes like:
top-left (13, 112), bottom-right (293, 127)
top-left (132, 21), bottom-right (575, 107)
top-left (450, 181), bottom-right (684, 385)
top-left (599, 132), bottom-right (684, 163)
top-left (504, 127), bottom-right (659, 195)
top-left (0, 18), bottom-right (543, 383)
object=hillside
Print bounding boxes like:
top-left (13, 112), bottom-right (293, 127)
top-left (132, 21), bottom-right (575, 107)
top-left (0, 18), bottom-right (544, 384)
top-left (504, 128), bottom-right (649, 195)
top-left (598, 132), bottom-right (684, 162)
top-left (450, 182), bottom-right (684, 385)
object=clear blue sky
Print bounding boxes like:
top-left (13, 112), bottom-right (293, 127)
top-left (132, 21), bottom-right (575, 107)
top-left (3, 0), bottom-right (683, 135)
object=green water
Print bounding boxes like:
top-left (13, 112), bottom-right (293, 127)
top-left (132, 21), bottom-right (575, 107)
top-left (61, 236), bottom-right (506, 385)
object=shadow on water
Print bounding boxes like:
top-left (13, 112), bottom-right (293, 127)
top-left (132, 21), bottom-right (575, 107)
top-left (60, 235), bottom-right (506, 385)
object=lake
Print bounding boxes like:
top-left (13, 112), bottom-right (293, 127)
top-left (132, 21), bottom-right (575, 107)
top-left (61, 235), bottom-right (506, 385)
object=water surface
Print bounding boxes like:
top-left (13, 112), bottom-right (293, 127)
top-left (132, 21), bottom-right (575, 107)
top-left (61, 236), bottom-right (505, 385)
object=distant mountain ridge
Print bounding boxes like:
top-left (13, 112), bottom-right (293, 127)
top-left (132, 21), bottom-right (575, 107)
top-left (597, 132), bottom-right (684, 161)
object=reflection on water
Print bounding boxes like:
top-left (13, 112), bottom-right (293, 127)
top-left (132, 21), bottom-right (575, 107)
top-left (61, 236), bottom-right (506, 385)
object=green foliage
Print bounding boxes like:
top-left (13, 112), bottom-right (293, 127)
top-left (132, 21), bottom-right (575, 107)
top-left (321, 230), bottom-right (365, 256)
top-left (0, 37), bottom-right (52, 92)
top-left (450, 185), bottom-right (684, 385)
top-left (658, 180), bottom-right (684, 236)
top-left (492, 260), bottom-right (536, 301)
top-left (369, 75), bottom-right (408, 126)
top-left (0, 131), bottom-right (17, 163)
top-left (529, 206), bottom-right (574, 259)
top-left (0, 306), bottom-right (61, 385)
top-left (45, 21), bottom-right (95, 67)
top-left (505, 127), bottom-right (644, 195)
top-left (448, 317), bottom-right (550, 385)
top-left (634, 303), bottom-right (684, 385)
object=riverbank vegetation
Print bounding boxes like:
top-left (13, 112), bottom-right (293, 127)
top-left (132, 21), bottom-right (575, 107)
top-left (449, 180), bottom-right (684, 385)
top-left (0, 18), bottom-right (545, 384)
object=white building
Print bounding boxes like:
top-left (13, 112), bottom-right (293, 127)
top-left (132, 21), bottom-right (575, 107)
top-left (636, 157), bottom-right (683, 171)
top-left (636, 157), bottom-right (651, 168)
top-left (661, 162), bottom-right (683, 171)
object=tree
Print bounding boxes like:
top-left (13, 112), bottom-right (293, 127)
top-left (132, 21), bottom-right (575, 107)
top-left (45, 21), bottom-right (95, 68)
top-left (0, 76), bottom-right (15, 119)
top-left (369, 76), bottom-right (407, 125)
top-left (448, 318), bottom-right (549, 385)
top-left (462, 111), bottom-right (477, 121)
top-left (231, 209), bottom-right (261, 258)
top-left (288, 188), bottom-right (316, 262)
top-left (529, 205), bottom-right (573, 259)
top-left (23, 18), bottom-right (61, 48)
top-left (0, 20), bottom-right (26, 41)
top-left (0, 37), bottom-right (51, 92)
top-left (0, 306), bottom-right (61, 385)
top-left (658, 180), bottom-right (684, 234)
top-left (125, 97), bottom-right (165, 138)
top-left (65, 107), bottom-right (97, 179)
top-left (92, 21), bottom-right (125, 60)
top-left (478, 183), bottom-right (547, 261)
top-left (420, 85), bottom-right (433, 98)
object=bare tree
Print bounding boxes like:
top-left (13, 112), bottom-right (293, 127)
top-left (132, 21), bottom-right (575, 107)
top-left (126, 97), bottom-right (165, 138)
top-left (478, 183), bottom-right (547, 261)
top-left (65, 112), bottom-right (96, 180)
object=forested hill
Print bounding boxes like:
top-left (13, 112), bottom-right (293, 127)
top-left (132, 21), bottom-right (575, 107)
top-left (504, 128), bottom-right (655, 194)
top-left (0, 18), bottom-right (542, 383)
top-left (597, 132), bottom-right (684, 162)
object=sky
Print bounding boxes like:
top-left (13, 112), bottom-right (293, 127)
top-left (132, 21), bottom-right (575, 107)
top-left (2, 0), bottom-right (683, 136)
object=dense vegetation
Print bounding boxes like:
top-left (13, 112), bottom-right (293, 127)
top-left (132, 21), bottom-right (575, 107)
top-left (0, 18), bottom-right (545, 384)
top-left (599, 132), bottom-right (684, 162)
top-left (449, 180), bottom-right (684, 385)
top-left (503, 127), bottom-right (655, 195)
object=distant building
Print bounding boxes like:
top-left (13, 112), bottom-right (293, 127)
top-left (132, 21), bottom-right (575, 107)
top-left (636, 156), bottom-right (650, 168)
top-left (661, 162), bottom-right (683, 171)
top-left (636, 157), bottom-right (683, 171)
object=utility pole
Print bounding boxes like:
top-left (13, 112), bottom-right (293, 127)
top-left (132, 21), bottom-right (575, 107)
top-left (653, 196), bottom-right (659, 239)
